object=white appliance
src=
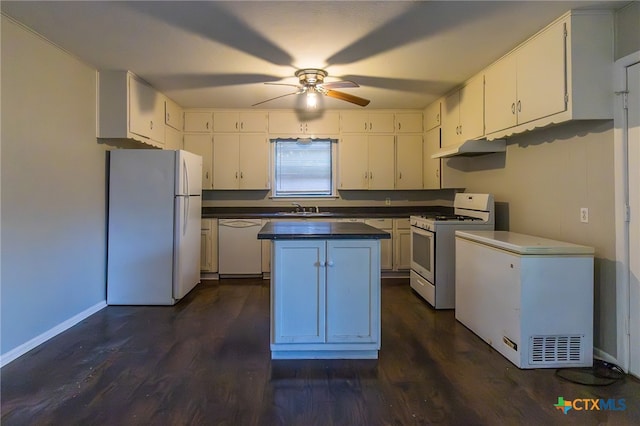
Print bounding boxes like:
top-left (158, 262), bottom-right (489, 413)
top-left (455, 230), bottom-right (594, 369)
top-left (410, 193), bottom-right (495, 309)
top-left (218, 219), bottom-right (263, 276)
top-left (107, 150), bottom-right (202, 305)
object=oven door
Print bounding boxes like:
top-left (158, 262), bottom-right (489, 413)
top-left (410, 225), bottom-right (435, 283)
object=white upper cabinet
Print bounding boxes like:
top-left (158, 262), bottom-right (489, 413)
top-left (339, 134), bottom-right (395, 190)
top-left (212, 133), bottom-right (270, 190)
top-left (395, 135), bottom-right (423, 189)
top-left (423, 128), bottom-right (441, 190)
top-left (268, 111), bottom-right (339, 136)
top-left (98, 71), bottom-right (165, 147)
top-left (395, 112), bottom-right (423, 133)
top-left (164, 97), bottom-right (183, 131)
top-left (183, 134), bottom-right (213, 189)
top-left (340, 112), bottom-right (395, 133)
top-left (484, 10), bottom-right (613, 138)
top-left (441, 75), bottom-right (484, 147)
top-left (214, 111), bottom-right (267, 133)
top-left (424, 100), bottom-right (442, 131)
top-left (184, 111), bottom-right (213, 133)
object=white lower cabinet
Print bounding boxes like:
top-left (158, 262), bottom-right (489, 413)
top-left (270, 239), bottom-right (381, 358)
top-left (393, 218), bottom-right (411, 270)
top-left (365, 219), bottom-right (393, 270)
top-left (200, 219), bottom-right (218, 272)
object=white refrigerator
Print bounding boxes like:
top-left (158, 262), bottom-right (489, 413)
top-left (107, 149), bottom-right (202, 305)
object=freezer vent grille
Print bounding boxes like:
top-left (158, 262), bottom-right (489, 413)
top-left (530, 335), bottom-right (583, 364)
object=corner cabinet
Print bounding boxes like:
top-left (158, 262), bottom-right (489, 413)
top-left (98, 71), bottom-right (165, 147)
top-left (183, 134), bottom-right (213, 189)
top-left (270, 239), bottom-right (380, 358)
top-left (484, 10), bottom-right (613, 139)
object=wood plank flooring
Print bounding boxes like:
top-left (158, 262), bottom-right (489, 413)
top-left (2, 278), bottom-right (639, 425)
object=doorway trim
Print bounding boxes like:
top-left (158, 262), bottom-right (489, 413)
top-left (613, 50), bottom-right (640, 374)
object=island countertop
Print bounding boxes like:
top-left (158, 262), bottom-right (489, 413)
top-left (258, 221), bottom-right (391, 240)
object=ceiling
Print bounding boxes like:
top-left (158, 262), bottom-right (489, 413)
top-left (1, 1), bottom-right (627, 110)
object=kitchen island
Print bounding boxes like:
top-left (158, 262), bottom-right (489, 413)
top-left (258, 221), bottom-right (390, 359)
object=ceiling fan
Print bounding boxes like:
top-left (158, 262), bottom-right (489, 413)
top-left (252, 69), bottom-right (370, 108)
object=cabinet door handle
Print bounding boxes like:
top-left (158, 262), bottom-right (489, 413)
top-left (205, 171), bottom-right (209, 179)
top-left (370, 122), bottom-right (373, 131)
top-left (240, 171), bottom-right (243, 179)
top-left (398, 122), bottom-right (401, 131)
top-left (206, 122), bottom-right (209, 130)
top-left (370, 172), bottom-right (373, 179)
top-left (364, 122), bottom-right (368, 131)
top-left (511, 103), bottom-right (516, 115)
top-left (240, 122), bottom-right (244, 130)
top-left (399, 172), bottom-right (402, 179)
top-left (327, 260), bottom-right (334, 267)
top-left (235, 122), bottom-right (238, 129)
top-left (150, 120), bottom-right (153, 130)
top-left (436, 169), bottom-right (439, 178)
top-left (436, 113), bottom-right (440, 122)
top-left (235, 172), bottom-right (238, 179)
top-left (364, 171), bottom-right (369, 179)
top-left (167, 113), bottom-right (170, 121)
top-left (517, 100), bottom-right (521, 112)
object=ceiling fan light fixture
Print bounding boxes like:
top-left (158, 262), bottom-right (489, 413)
top-left (306, 90), bottom-right (318, 109)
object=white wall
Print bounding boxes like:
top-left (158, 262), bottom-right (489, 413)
top-left (442, 120), bottom-right (618, 357)
top-left (1, 16), bottom-right (108, 357)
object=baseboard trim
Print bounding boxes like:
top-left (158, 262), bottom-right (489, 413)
top-left (0, 300), bottom-right (107, 368)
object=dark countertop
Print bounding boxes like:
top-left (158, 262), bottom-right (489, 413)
top-left (203, 205), bottom-right (452, 219)
top-left (258, 221), bottom-right (391, 240)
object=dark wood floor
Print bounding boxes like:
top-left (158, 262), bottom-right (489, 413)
top-left (2, 278), bottom-right (639, 425)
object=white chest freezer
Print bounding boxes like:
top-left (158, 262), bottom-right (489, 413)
top-left (454, 230), bottom-right (594, 369)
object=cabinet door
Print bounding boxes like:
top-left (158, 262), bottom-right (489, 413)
top-left (340, 111), bottom-right (368, 133)
top-left (184, 112), bottom-right (212, 132)
top-left (268, 111), bottom-right (302, 135)
top-left (365, 219), bottom-right (393, 270)
top-left (395, 134), bottom-right (423, 189)
top-left (393, 219), bottom-right (411, 270)
top-left (459, 75), bottom-right (485, 141)
top-left (338, 135), bottom-right (369, 189)
top-left (272, 240), bottom-right (326, 343)
top-left (424, 100), bottom-right (442, 131)
top-left (240, 111), bottom-right (267, 132)
top-left (129, 75), bottom-right (164, 144)
top-left (239, 134), bottom-right (270, 189)
top-left (441, 91), bottom-right (461, 147)
top-left (210, 218), bottom-right (218, 272)
top-left (484, 55), bottom-right (518, 134)
top-left (395, 112), bottom-right (423, 133)
top-left (423, 128), bottom-right (441, 190)
top-left (213, 134), bottom-right (240, 189)
top-left (368, 135), bottom-right (395, 190)
top-left (183, 134), bottom-right (213, 189)
top-left (200, 221), bottom-right (213, 271)
top-left (213, 111), bottom-right (239, 132)
top-left (368, 112), bottom-right (395, 133)
top-left (326, 240), bottom-right (379, 343)
top-left (164, 97), bottom-right (183, 131)
top-left (164, 125), bottom-right (183, 151)
top-left (516, 20), bottom-right (567, 124)
top-left (305, 111), bottom-right (340, 135)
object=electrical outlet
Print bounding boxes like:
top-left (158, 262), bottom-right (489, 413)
top-left (385, 198), bottom-right (391, 206)
top-left (580, 207), bottom-right (589, 223)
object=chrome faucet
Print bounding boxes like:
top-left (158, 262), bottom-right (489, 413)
top-left (291, 202), bottom-right (302, 212)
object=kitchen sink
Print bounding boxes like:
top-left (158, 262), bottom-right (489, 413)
top-left (274, 211), bottom-right (334, 217)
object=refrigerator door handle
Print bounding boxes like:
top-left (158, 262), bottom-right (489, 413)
top-left (184, 196), bottom-right (189, 236)
top-left (183, 157), bottom-right (190, 196)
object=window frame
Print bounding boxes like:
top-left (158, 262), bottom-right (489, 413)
top-left (270, 138), bottom-right (338, 199)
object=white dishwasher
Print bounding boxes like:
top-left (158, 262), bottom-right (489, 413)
top-left (455, 230), bottom-right (594, 369)
top-left (218, 219), bottom-right (263, 276)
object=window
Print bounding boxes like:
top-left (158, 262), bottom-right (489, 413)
top-left (273, 138), bottom-right (334, 197)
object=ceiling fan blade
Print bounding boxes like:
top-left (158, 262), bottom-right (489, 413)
top-left (324, 90), bottom-right (370, 107)
top-left (264, 82), bottom-right (303, 89)
top-left (319, 80), bottom-right (359, 89)
top-left (252, 91), bottom-right (300, 107)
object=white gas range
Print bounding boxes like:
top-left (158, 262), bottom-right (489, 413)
top-left (410, 193), bottom-right (495, 309)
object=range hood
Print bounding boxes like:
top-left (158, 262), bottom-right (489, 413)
top-left (431, 139), bottom-right (506, 159)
